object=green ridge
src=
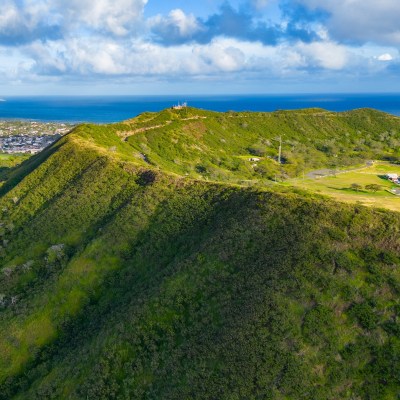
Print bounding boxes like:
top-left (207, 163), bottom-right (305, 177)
top-left (121, 107), bottom-right (400, 182)
top-left (0, 108), bottom-right (399, 399)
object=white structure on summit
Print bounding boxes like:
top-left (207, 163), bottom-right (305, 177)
top-left (172, 102), bottom-right (188, 110)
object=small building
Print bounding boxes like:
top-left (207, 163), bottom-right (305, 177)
top-left (249, 157), bottom-right (260, 162)
top-left (386, 173), bottom-right (398, 181)
top-left (172, 102), bottom-right (187, 110)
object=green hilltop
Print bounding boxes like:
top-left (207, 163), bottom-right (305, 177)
top-left (120, 107), bottom-right (400, 181)
top-left (0, 108), bottom-right (399, 399)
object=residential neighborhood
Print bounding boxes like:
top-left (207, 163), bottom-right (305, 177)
top-left (0, 121), bottom-right (74, 153)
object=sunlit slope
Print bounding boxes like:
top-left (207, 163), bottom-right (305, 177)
top-left (0, 115), bottom-right (399, 399)
top-left (120, 107), bottom-right (400, 182)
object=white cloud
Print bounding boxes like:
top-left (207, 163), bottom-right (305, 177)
top-left (0, 1), bottom-right (20, 32)
top-left (377, 53), bottom-right (393, 61)
top-left (298, 0), bottom-right (400, 46)
top-left (16, 35), bottom-right (356, 81)
top-left (60, 0), bottom-right (148, 36)
top-left (296, 41), bottom-right (349, 70)
top-left (0, 0), bottom-right (147, 44)
top-left (0, 0), bottom-right (399, 92)
top-left (194, 43), bottom-right (246, 72)
top-left (169, 9), bottom-right (199, 36)
top-left (148, 9), bottom-right (204, 45)
top-left (0, 0), bottom-right (61, 44)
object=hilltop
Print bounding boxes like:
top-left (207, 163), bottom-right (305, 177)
top-left (74, 106), bottom-right (400, 210)
top-left (0, 108), bottom-right (399, 399)
top-left (120, 107), bottom-right (400, 180)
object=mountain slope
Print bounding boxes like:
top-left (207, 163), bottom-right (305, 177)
top-left (120, 107), bottom-right (400, 182)
top-left (0, 110), bottom-right (399, 399)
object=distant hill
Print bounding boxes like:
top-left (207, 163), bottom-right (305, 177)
top-left (0, 108), bottom-right (399, 399)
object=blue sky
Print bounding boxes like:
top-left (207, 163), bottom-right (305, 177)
top-left (0, 0), bottom-right (399, 95)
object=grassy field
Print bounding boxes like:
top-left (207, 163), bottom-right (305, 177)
top-left (290, 162), bottom-right (400, 211)
top-left (0, 153), bottom-right (30, 183)
top-left (0, 153), bottom-right (28, 166)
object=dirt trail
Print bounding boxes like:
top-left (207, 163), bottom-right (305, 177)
top-left (118, 115), bottom-right (207, 140)
top-left (118, 121), bottom-right (173, 139)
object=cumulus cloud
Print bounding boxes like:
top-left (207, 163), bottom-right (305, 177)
top-left (150, 2), bottom-right (321, 46)
top-left (20, 33), bottom-right (356, 81)
top-left (0, 0), bottom-right (61, 45)
top-left (149, 9), bottom-right (203, 45)
top-left (0, 0), bottom-right (399, 91)
top-left (0, 0), bottom-right (147, 46)
top-left (295, 0), bottom-right (400, 46)
top-left (59, 0), bottom-right (148, 37)
top-left (194, 43), bottom-right (246, 72)
top-left (295, 41), bottom-right (349, 70)
top-left (22, 37), bottom-right (252, 78)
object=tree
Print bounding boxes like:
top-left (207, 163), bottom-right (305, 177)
top-left (365, 184), bottom-right (381, 193)
top-left (351, 183), bottom-right (362, 192)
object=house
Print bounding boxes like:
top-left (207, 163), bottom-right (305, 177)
top-left (249, 157), bottom-right (260, 162)
top-left (386, 173), bottom-right (398, 181)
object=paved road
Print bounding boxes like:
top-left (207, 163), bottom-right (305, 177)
top-left (307, 163), bottom-right (373, 179)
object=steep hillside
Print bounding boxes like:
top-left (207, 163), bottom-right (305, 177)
top-left (0, 110), bottom-right (399, 399)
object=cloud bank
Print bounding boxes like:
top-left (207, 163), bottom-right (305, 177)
top-left (0, 0), bottom-right (399, 93)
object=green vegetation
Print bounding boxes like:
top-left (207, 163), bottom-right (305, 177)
top-left (365, 184), bottom-right (382, 192)
top-left (0, 153), bottom-right (29, 168)
top-left (121, 107), bottom-right (400, 183)
top-left (0, 153), bottom-right (30, 183)
top-left (351, 182), bottom-right (362, 191)
top-left (291, 162), bottom-right (400, 212)
top-left (0, 108), bottom-right (399, 399)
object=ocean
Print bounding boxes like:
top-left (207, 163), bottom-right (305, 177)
top-left (0, 94), bottom-right (399, 123)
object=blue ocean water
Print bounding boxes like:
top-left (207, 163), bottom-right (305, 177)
top-left (0, 94), bottom-right (399, 123)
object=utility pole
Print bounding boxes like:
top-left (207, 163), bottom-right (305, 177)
top-left (273, 135), bottom-right (283, 164)
top-left (278, 135), bottom-right (282, 164)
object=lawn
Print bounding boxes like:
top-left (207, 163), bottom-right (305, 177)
top-left (290, 162), bottom-right (400, 212)
top-left (0, 153), bottom-right (31, 185)
top-left (0, 153), bottom-right (30, 167)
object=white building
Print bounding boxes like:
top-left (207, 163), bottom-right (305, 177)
top-left (386, 173), bottom-right (398, 181)
top-left (172, 102), bottom-right (187, 110)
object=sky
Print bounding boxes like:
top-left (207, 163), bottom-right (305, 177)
top-left (0, 0), bottom-right (399, 95)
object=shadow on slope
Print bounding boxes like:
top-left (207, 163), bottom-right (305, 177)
top-left (1, 181), bottom-right (399, 400)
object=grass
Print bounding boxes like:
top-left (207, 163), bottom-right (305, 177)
top-left (121, 107), bottom-right (400, 185)
top-left (0, 153), bottom-right (30, 183)
top-left (290, 162), bottom-right (400, 211)
top-left (0, 153), bottom-right (29, 166)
